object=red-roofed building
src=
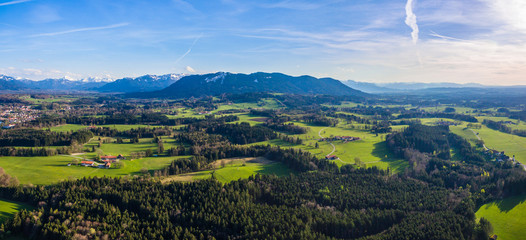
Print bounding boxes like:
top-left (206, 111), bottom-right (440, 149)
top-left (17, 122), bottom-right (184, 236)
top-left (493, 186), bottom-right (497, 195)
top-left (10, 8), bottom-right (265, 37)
top-left (326, 155), bottom-right (338, 160)
top-left (81, 161), bottom-right (95, 167)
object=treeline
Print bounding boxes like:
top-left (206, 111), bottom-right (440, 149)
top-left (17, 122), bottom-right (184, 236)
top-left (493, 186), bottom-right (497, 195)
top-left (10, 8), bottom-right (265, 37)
top-left (337, 106), bottom-right (397, 119)
top-left (0, 129), bottom-right (93, 147)
top-left (263, 122), bottom-right (307, 134)
top-left (0, 147), bottom-right (59, 157)
top-left (397, 112), bottom-right (478, 122)
top-left (301, 115), bottom-right (338, 127)
top-left (160, 144), bottom-right (336, 176)
top-left (89, 126), bottom-right (173, 139)
top-left (30, 113), bottom-right (239, 128)
top-left (0, 170), bottom-right (489, 240)
top-left (483, 119), bottom-right (526, 137)
top-left (205, 122), bottom-right (277, 144)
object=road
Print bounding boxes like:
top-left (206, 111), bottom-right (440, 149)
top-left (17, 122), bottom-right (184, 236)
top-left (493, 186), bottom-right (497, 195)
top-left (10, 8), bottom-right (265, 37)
top-left (469, 129), bottom-right (488, 150)
top-left (318, 127), bottom-right (349, 164)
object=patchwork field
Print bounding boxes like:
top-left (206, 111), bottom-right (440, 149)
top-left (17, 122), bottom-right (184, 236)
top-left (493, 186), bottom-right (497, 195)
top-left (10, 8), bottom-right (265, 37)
top-left (162, 157), bottom-right (293, 183)
top-left (252, 121), bottom-right (408, 173)
top-left (476, 194), bottom-right (526, 240)
top-left (0, 198), bottom-right (33, 223)
top-left (0, 155), bottom-right (183, 185)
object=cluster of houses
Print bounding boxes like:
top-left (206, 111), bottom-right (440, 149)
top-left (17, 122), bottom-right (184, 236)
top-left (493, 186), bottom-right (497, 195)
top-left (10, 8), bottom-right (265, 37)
top-left (73, 154), bottom-right (125, 169)
top-left (484, 149), bottom-right (517, 163)
top-left (319, 136), bottom-right (361, 143)
top-left (0, 105), bottom-right (40, 128)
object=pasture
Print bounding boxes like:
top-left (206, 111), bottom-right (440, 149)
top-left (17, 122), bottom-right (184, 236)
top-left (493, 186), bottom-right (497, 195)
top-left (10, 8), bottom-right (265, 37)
top-left (0, 198), bottom-right (33, 223)
top-left (451, 125), bottom-right (526, 165)
top-left (476, 194), bottom-right (526, 240)
top-left (162, 157), bottom-right (293, 183)
top-left (0, 155), bottom-right (182, 185)
top-left (257, 121), bottom-right (408, 173)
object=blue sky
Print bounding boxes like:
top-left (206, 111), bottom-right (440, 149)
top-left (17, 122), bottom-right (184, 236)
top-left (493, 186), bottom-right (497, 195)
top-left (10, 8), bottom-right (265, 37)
top-left (1, 0), bottom-right (525, 85)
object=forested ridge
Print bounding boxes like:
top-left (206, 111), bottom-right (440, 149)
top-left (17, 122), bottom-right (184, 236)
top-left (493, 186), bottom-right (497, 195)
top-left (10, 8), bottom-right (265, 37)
top-left (0, 171), bottom-right (485, 240)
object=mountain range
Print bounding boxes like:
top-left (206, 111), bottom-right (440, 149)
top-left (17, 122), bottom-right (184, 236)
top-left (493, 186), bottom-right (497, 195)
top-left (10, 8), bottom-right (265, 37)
top-left (134, 72), bottom-right (365, 98)
top-left (2, 72), bottom-right (524, 97)
top-left (0, 74), bottom-right (183, 93)
top-left (342, 80), bottom-right (490, 93)
top-left (95, 74), bottom-right (184, 93)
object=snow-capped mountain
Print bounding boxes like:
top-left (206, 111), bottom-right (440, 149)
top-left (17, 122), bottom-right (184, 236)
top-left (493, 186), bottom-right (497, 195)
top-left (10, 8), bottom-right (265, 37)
top-left (96, 74), bottom-right (185, 93)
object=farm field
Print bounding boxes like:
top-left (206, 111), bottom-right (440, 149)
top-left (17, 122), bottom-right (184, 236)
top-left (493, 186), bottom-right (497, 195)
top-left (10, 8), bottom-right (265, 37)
top-left (0, 198), bottom-right (33, 223)
top-left (451, 125), bottom-right (526, 165)
top-left (0, 155), bottom-right (182, 185)
top-left (257, 122), bottom-right (409, 173)
top-left (476, 194), bottom-right (526, 240)
top-left (47, 124), bottom-right (89, 132)
top-left (162, 157), bottom-right (293, 183)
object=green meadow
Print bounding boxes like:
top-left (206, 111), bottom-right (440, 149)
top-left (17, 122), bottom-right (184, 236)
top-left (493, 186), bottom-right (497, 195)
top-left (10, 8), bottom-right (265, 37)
top-left (0, 198), bottom-right (33, 223)
top-left (476, 194), bottom-right (526, 240)
top-left (0, 155), bottom-right (183, 185)
top-left (251, 121), bottom-right (408, 173)
top-left (163, 157), bottom-right (293, 183)
top-left (47, 124), bottom-right (89, 132)
top-left (451, 125), bottom-right (526, 165)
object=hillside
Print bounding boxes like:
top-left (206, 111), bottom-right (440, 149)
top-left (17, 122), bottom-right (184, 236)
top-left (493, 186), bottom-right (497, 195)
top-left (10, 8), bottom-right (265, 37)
top-left (97, 74), bottom-right (183, 93)
top-left (137, 72), bottom-right (365, 98)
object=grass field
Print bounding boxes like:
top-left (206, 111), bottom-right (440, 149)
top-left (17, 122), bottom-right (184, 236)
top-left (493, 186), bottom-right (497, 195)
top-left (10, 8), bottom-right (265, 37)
top-left (0, 198), bottom-right (33, 223)
top-left (251, 121), bottom-right (408, 173)
top-left (162, 157), bottom-right (293, 183)
top-left (47, 124), bottom-right (89, 132)
top-left (0, 155), bottom-right (183, 185)
top-left (476, 194), bottom-right (526, 240)
top-left (451, 125), bottom-right (526, 165)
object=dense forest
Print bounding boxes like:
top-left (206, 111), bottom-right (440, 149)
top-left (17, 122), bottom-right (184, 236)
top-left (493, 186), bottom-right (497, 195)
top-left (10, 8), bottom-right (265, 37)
top-left (0, 170), bottom-right (491, 240)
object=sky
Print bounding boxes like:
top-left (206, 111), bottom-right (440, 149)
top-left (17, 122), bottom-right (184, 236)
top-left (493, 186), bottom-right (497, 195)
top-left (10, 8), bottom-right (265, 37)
top-left (0, 0), bottom-right (525, 85)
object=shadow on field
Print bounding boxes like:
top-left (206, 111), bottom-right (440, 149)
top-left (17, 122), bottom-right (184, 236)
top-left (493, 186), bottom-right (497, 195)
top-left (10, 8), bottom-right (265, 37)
top-left (493, 194), bottom-right (526, 213)
top-left (371, 142), bottom-right (408, 173)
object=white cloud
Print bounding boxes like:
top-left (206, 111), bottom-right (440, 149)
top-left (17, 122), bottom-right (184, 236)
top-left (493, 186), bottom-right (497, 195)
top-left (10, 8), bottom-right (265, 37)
top-left (185, 66), bottom-right (196, 73)
top-left (0, 67), bottom-right (84, 80)
top-left (404, 0), bottom-right (419, 44)
top-left (0, 0), bottom-right (31, 7)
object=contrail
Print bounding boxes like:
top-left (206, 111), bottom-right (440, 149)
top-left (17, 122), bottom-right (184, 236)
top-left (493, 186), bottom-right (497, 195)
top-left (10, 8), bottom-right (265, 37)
top-left (405, 0), bottom-right (419, 44)
top-left (175, 33), bottom-right (203, 64)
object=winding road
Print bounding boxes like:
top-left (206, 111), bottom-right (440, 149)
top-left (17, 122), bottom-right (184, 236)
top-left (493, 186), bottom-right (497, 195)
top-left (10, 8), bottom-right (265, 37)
top-left (469, 129), bottom-right (488, 150)
top-left (318, 127), bottom-right (349, 164)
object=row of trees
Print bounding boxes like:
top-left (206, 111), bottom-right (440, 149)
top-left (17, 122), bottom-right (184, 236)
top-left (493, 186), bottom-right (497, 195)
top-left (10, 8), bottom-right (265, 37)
top-left (0, 129), bottom-right (93, 147)
top-left (483, 119), bottom-right (526, 137)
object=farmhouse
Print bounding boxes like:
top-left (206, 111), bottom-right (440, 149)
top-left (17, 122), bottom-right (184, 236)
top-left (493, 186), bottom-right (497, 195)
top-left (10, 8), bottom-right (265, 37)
top-left (326, 155), bottom-right (338, 160)
top-left (81, 161), bottom-right (95, 167)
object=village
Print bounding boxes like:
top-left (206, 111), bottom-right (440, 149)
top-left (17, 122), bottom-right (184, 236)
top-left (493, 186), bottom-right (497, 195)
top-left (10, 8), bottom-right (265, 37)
top-left (0, 105), bottom-right (40, 129)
